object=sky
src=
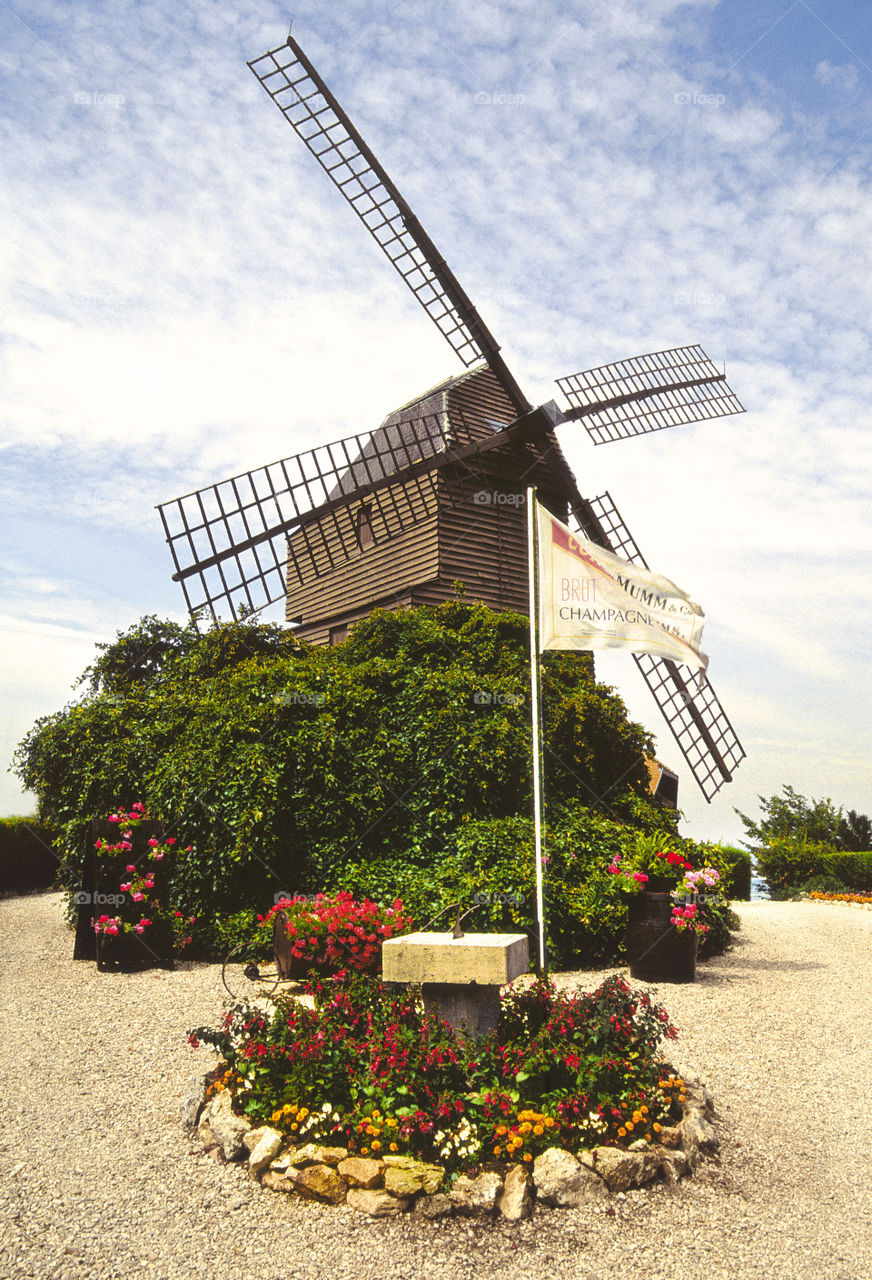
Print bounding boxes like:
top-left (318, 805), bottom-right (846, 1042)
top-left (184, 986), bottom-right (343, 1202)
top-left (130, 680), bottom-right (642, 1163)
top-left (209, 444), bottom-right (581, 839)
top-left (1, 0), bottom-right (870, 847)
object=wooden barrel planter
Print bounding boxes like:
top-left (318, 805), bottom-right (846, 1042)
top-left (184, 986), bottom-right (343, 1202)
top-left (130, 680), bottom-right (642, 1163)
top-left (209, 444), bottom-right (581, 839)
top-left (626, 883), bottom-right (697, 984)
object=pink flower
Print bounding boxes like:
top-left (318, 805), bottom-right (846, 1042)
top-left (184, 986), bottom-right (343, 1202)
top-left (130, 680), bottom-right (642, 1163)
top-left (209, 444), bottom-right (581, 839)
top-left (633, 872), bottom-right (648, 883)
top-left (148, 838), bottom-right (158, 847)
top-left (132, 892), bottom-right (145, 902)
top-left (120, 883), bottom-right (131, 893)
top-left (126, 864), bottom-right (136, 872)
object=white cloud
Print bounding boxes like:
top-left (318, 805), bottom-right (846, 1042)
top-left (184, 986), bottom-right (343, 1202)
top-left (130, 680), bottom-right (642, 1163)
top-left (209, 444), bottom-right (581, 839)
top-left (815, 61), bottom-right (860, 93)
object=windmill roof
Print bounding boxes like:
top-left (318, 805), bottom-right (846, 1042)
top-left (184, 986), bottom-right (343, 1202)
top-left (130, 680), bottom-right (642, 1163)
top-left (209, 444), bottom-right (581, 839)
top-left (331, 365), bottom-right (500, 499)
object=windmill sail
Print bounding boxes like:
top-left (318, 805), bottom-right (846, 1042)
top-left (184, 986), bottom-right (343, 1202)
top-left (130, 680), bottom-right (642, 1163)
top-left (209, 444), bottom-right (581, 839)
top-left (156, 369), bottom-right (544, 622)
top-left (557, 345), bottom-right (745, 445)
top-left (582, 492), bottom-right (745, 800)
top-left (248, 38), bottom-right (528, 414)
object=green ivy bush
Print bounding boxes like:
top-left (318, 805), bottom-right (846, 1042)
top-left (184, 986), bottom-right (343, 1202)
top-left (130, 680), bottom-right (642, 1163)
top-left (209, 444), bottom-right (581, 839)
top-left (14, 605), bottom-right (667, 935)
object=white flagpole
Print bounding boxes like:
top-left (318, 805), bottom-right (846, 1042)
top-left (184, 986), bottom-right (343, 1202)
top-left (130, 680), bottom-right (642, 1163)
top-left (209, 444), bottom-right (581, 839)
top-left (526, 486), bottom-right (547, 974)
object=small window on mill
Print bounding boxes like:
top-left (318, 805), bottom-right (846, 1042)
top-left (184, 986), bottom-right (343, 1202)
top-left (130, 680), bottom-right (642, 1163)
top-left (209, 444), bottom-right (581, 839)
top-left (356, 505), bottom-right (374, 548)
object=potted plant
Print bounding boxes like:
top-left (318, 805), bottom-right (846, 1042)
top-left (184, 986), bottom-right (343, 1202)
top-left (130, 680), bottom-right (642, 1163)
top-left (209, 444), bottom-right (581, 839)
top-left (607, 838), bottom-right (720, 984)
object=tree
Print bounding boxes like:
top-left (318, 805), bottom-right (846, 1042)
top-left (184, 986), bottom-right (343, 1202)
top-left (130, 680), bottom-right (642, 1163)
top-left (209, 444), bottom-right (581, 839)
top-left (838, 809), bottom-right (872, 852)
top-left (736, 785), bottom-right (844, 849)
top-left (737, 785), bottom-right (871, 852)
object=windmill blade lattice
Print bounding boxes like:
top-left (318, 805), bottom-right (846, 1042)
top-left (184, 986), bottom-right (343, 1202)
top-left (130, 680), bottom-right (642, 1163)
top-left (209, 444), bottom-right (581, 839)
top-left (576, 492), bottom-right (745, 800)
top-left (249, 39), bottom-right (528, 414)
top-left (157, 413), bottom-right (447, 620)
top-left (557, 345), bottom-right (745, 445)
top-left (156, 396), bottom-right (540, 621)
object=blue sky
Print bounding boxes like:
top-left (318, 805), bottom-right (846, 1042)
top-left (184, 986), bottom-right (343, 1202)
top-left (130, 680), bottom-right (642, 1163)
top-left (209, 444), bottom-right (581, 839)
top-left (1, 0), bottom-right (870, 844)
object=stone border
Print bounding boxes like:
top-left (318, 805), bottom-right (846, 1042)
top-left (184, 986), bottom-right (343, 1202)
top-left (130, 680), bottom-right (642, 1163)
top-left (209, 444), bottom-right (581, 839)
top-left (183, 1073), bottom-right (718, 1220)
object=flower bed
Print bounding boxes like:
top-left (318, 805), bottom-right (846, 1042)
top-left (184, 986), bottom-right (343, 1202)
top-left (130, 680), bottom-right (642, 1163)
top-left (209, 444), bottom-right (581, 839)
top-left (809, 891), bottom-right (872, 907)
top-left (185, 972), bottom-right (720, 1218)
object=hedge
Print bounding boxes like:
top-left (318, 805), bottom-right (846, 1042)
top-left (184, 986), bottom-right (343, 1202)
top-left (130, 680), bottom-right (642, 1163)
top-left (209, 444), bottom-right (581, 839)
top-left (714, 846), bottom-right (752, 900)
top-left (0, 817), bottom-right (59, 895)
top-left (753, 840), bottom-right (872, 895)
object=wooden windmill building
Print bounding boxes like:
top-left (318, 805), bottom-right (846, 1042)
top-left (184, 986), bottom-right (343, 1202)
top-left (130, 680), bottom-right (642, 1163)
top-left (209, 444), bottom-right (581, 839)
top-left (286, 367), bottom-right (568, 644)
top-left (158, 32), bottom-right (747, 802)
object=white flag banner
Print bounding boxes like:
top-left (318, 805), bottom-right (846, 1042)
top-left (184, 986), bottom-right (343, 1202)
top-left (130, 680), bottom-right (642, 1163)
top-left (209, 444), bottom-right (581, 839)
top-left (536, 502), bottom-right (709, 671)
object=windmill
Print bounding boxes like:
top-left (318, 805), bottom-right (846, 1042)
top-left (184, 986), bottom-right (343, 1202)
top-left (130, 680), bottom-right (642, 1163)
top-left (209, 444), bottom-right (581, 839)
top-left (157, 33), bottom-right (746, 802)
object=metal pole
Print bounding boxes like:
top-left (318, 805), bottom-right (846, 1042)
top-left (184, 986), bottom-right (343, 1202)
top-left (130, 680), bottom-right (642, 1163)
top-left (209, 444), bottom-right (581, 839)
top-left (526, 486), bottom-right (547, 974)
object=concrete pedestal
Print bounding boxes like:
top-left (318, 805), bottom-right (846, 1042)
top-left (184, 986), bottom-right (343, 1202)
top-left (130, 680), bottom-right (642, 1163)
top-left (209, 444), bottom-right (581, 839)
top-left (382, 931), bottom-right (529, 1036)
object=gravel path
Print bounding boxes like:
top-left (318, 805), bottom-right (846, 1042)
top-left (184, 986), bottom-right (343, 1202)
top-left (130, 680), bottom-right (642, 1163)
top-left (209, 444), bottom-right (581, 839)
top-left (1, 893), bottom-right (870, 1280)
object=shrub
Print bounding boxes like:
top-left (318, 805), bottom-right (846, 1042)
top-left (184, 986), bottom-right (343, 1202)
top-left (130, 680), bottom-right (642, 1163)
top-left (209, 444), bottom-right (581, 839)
top-left (711, 846), bottom-right (752, 900)
top-left (188, 972), bottom-right (687, 1175)
top-left (0, 817), bottom-right (58, 895)
top-left (755, 839), bottom-right (872, 896)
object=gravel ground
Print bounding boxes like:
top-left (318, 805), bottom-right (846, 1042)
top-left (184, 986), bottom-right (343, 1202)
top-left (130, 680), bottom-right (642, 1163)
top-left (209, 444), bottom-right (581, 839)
top-left (1, 893), bottom-right (870, 1280)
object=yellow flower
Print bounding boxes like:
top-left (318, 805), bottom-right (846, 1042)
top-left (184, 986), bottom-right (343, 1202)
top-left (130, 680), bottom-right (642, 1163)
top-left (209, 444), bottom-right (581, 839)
top-left (372, 1140), bottom-right (381, 1151)
top-left (544, 1117), bottom-right (555, 1128)
top-left (361, 1146), bottom-right (368, 1155)
top-left (496, 1125), bottom-right (508, 1136)
top-left (653, 1122), bottom-right (662, 1134)
top-left (533, 1125), bottom-right (544, 1136)
top-left (617, 1127), bottom-right (627, 1138)
top-left (284, 1104), bottom-right (297, 1115)
top-left (493, 1145), bottom-right (502, 1157)
top-left (271, 1110), bottom-right (282, 1123)
top-left (519, 1122), bottom-right (532, 1135)
top-left (523, 1152), bottom-right (532, 1162)
top-left (386, 1118), bottom-right (397, 1128)
top-left (625, 1121), bottom-right (634, 1132)
top-left (389, 1142), bottom-right (398, 1152)
top-left (298, 1107), bottom-right (309, 1119)
top-left (632, 1111), bottom-right (642, 1123)
top-left (640, 1106), bottom-right (649, 1116)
